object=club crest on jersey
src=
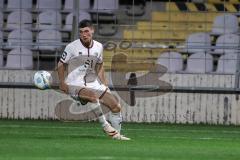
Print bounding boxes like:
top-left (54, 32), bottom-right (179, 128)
top-left (79, 52), bottom-right (82, 55)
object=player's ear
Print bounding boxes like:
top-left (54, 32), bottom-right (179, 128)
top-left (91, 27), bottom-right (95, 34)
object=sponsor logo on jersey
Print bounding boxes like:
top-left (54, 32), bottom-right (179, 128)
top-left (61, 51), bottom-right (67, 61)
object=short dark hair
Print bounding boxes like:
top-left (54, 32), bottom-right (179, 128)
top-left (78, 19), bottom-right (93, 28)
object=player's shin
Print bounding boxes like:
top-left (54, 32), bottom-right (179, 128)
top-left (109, 111), bottom-right (122, 133)
top-left (90, 99), bottom-right (109, 127)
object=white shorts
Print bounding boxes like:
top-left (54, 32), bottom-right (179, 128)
top-left (68, 79), bottom-right (109, 100)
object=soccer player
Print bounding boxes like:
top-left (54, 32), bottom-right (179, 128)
top-left (57, 19), bottom-right (130, 140)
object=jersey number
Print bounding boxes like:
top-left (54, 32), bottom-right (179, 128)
top-left (84, 59), bottom-right (93, 69)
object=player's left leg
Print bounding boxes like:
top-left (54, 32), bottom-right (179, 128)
top-left (100, 92), bottom-right (131, 140)
top-left (87, 81), bottom-right (130, 140)
top-left (100, 92), bottom-right (123, 133)
top-left (77, 87), bottom-right (125, 138)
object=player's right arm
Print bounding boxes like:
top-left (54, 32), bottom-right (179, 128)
top-left (57, 44), bottom-right (73, 93)
top-left (57, 61), bottom-right (68, 93)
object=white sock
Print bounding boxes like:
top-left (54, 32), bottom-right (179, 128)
top-left (91, 100), bottom-right (109, 127)
top-left (109, 112), bottom-right (122, 133)
top-left (98, 115), bottom-right (109, 128)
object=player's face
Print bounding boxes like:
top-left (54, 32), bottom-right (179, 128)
top-left (79, 27), bottom-right (94, 45)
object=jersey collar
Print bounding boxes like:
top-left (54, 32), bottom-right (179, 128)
top-left (80, 39), bottom-right (94, 49)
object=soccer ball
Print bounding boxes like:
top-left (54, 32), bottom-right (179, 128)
top-left (33, 70), bottom-right (52, 90)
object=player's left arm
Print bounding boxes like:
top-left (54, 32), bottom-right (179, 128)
top-left (96, 44), bottom-right (108, 86)
top-left (97, 63), bottom-right (108, 86)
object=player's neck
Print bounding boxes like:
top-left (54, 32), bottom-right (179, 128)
top-left (80, 39), bottom-right (93, 48)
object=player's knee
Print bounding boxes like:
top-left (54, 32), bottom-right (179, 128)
top-left (111, 103), bottom-right (121, 113)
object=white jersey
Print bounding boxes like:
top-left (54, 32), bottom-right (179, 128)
top-left (60, 39), bottom-right (103, 86)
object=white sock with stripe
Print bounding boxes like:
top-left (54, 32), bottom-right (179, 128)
top-left (91, 100), bottom-right (109, 127)
top-left (109, 112), bottom-right (122, 133)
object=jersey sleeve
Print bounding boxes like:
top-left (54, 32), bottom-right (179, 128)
top-left (97, 44), bottom-right (103, 64)
top-left (60, 44), bottom-right (73, 64)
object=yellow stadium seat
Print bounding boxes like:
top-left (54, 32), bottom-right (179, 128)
top-left (103, 49), bottom-right (181, 71)
top-left (205, 3), bottom-right (218, 12)
top-left (186, 3), bottom-right (198, 12)
top-left (151, 11), bottom-right (219, 22)
top-left (103, 61), bottom-right (111, 67)
top-left (104, 53), bottom-right (156, 71)
top-left (111, 62), bottom-right (155, 72)
top-left (123, 30), bottom-right (188, 40)
top-left (165, 2), bottom-right (239, 13)
top-left (165, 2), bottom-right (179, 11)
top-left (207, 0), bottom-right (239, 3)
top-left (165, 2), bottom-right (198, 12)
top-left (104, 49), bottom-right (162, 60)
top-left (224, 3), bottom-right (238, 12)
top-left (137, 21), bottom-right (212, 32)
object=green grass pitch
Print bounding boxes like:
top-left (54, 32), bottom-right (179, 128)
top-left (0, 120), bottom-right (240, 160)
